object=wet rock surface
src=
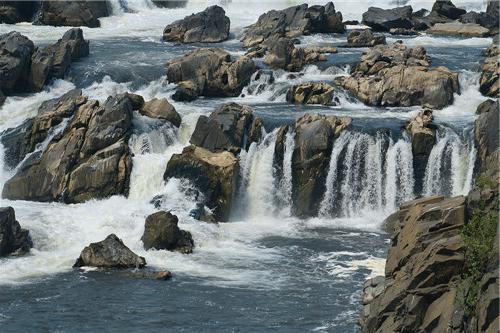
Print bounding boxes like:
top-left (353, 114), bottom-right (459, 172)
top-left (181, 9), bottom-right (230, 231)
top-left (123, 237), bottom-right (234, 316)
top-left (480, 44), bottom-right (499, 98)
top-left (286, 82), bottom-right (338, 106)
top-left (346, 29), bottom-right (386, 47)
top-left (34, 0), bottom-right (110, 28)
top-left (139, 98), bottom-right (181, 127)
top-left (142, 211), bottom-right (194, 253)
top-left (0, 206), bottom-right (33, 257)
top-left (362, 6), bottom-right (414, 31)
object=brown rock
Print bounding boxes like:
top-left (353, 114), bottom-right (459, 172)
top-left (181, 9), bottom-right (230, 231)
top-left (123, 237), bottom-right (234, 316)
top-left (139, 98), bottom-right (181, 127)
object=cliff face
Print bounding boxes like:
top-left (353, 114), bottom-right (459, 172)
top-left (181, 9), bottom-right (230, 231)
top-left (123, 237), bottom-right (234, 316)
top-left (359, 100), bottom-right (499, 333)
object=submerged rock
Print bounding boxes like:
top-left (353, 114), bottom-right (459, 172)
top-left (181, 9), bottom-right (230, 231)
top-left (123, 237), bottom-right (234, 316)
top-left (74, 234), bottom-right (146, 268)
top-left (162, 5), bottom-right (230, 43)
top-left (139, 98), bottom-right (181, 127)
top-left (166, 48), bottom-right (256, 101)
top-left (190, 103), bottom-right (262, 153)
top-left (0, 206), bottom-right (33, 257)
top-left (336, 42), bottom-right (459, 109)
top-left (480, 44), bottom-right (499, 98)
top-left (362, 6), bottom-right (414, 32)
top-left (35, 1), bottom-right (110, 28)
top-left (142, 211), bottom-right (194, 253)
top-left (241, 2), bottom-right (344, 48)
top-left (163, 145), bottom-right (238, 222)
top-left (286, 82), bottom-right (338, 106)
top-left (127, 270), bottom-right (173, 280)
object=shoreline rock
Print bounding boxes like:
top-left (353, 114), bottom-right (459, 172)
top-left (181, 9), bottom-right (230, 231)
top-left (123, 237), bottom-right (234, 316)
top-left (479, 43), bottom-right (499, 98)
top-left (0, 206), bottom-right (33, 257)
top-left (346, 29), bottom-right (386, 47)
top-left (142, 211), bottom-right (194, 253)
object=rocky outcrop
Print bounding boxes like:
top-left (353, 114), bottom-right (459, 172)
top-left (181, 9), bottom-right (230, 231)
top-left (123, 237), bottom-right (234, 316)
top-left (0, 31), bottom-right (35, 95)
top-left (336, 42), bottom-right (460, 109)
top-left (360, 195), bottom-right (467, 333)
top-left (166, 48), bottom-right (256, 101)
top-left (35, 0), bottom-right (110, 28)
top-left (274, 114), bottom-right (351, 218)
top-left (141, 211), bottom-right (194, 253)
top-left (479, 44), bottom-right (499, 98)
top-left (241, 2), bottom-right (344, 48)
top-left (406, 109), bottom-right (436, 194)
top-left (427, 21), bottom-right (490, 37)
top-left (2, 93), bottom-right (135, 203)
top-left (162, 5), bottom-right (230, 43)
top-left (362, 6), bottom-right (414, 32)
top-left (139, 98), bottom-right (181, 127)
top-left (286, 82), bottom-right (338, 106)
top-left (0, 206), bottom-right (33, 257)
top-left (346, 29), bottom-right (386, 47)
top-left (474, 99), bottom-right (499, 179)
top-left (431, 0), bottom-right (466, 20)
top-left (74, 234), bottom-right (146, 269)
top-left (190, 103), bottom-right (262, 154)
top-left (163, 145), bottom-right (238, 222)
top-left (0, 1), bottom-right (38, 24)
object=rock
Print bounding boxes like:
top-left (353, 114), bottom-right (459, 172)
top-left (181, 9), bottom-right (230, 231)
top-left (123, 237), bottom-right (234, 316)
top-left (35, 1), bottom-right (110, 28)
top-left (362, 6), bottom-right (414, 32)
top-left (0, 1), bottom-right (38, 24)
top-left (0, 31), bottom-right (35, 95)
top-left (279, 114), bottom-right (351, 217)
top-left (139, 98), bottom-right (181, 127)
top-left (0, 89), bottom-right (5, 108)
top-left (163, 145), bottom-right (238, 222)
top-left (474, 99), bottom-right (499, 179)
top-left (141, 211), bottom-right (194, 253)
top-left (241, 2), bottom-right (344, 48)
top-left (389, 27), bottom-right (419, 35)
top-left (459, 11), bottom-right (498, 32)
top-left (189, 103), bottom-right (262, 153)
top-left (346, 29), bottom-right (386, 47)
top-left (359, 196), bottom-right (467, 333)
top-left (152, 0), bottom-right (187, 8)
top-left (413, 11), bottom-right (452, 30)
top-left (166, 48), bottom-right (256, 100)
top-left (0, 206), bottom-right (33, 257)
top-left (162, 5), bottom-right (230, 43)
top-left (431, 0), bottom-right (466, 20)
top-left (427, 21), bottom-right (490, 37)
top-left (2, 93), bottom-right (134, 203)
top-left (480, 44), bottom-right (499, 98)
top-left (286, 82), bottom-right (338, 106)
top-left (336, 42), bottom-right (460, 109)
top-left (30, 28), bottom-right (89, 91)
top-left (127, 270), bottom-right (173, 280)
top-left (73, 234), bottom-right (146, 268)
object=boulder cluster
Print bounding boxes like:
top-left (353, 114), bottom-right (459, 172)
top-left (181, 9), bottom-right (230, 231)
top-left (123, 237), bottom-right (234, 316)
top-left (480, 42), bottom-right (499, 98)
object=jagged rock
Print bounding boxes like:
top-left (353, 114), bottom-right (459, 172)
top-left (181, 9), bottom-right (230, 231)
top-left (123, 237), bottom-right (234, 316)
top-left (141, 211), bottom-right (194, 253)
top-left (336, 42), bottom-right (459, 109)
top-left (286, 82), bottom-right (339, 106)
top-left (0, 1), bottom-right (38, 24)
top-left (346, 29), bottom-right (386, 47)
top-left (362, 6), bottom-right (414, 32)
top-left (480, 44), bottom-right (499, 98)
top-left (162, 5), bottom-right (230, 43)
top-left (0, 207), bottom-right (33, 257)
top-left (474, 99), bottom-right (499, 179)
top-left (432, 0), bottom-right (466, 20)
top-left (389, 27), bottom-right (419, 35)
top-left (30, 28), bottom-right (89, 91)
top-left (35, 0), bottom-right (110, 28)
top-left (359, 196), bottom-right (467, 333)
top-left (73, 234), bottom-right (146, 268)
top-left (0, 31), bottom-right (35, 95)
top-left (190, 103), bottom-right (262, 153)
top-left (163, 145), bottom-right (238, 222)
top-left (2, 93), bottom-right (135, 203)
top-left (427, 21), bottom-right (490, 37)
top-left (241, 2), bottom-right (344, 48)
top-left (166, 48), bottom-right (256, 101)
top-left (275, 114), bottom-right (351, 217)
top-left (139, 98), bottom-right (181, 127)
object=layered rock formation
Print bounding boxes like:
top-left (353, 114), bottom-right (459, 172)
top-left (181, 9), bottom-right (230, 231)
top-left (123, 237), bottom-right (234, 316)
top-left (142, 211), bottom-right (194, 253)
top-left (427, 21), bottom-right (490, 37)
top-left (0, 206), bottom-right (33, 257)
top-left (241, 2), bottom-right (344, 49)
top-left (480, 44), bottom-right (499, 98)
top-left (166, 48), bottom-right (256, 101)
top-left (346, 29), bottom-right (386, 47)
top-left (162, 5), bottom-right (230, 43)
top-left (286, 82), bottom-right (338, 106)
top-left (74, 234), bottom-right (146, 268)
top-left (336, 41), bottom-right (460, 109)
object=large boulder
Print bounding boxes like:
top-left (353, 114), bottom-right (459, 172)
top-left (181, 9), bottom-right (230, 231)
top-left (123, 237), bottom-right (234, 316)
top-left (241, 2), bottom-right (344, 48)
top-left (0, 1), bottom-right (38, 24)
top-left (336, 42), bottom-right (460, 109)
top-left (480, 44), bottom-right (499, 98)
top-left (34, 0), bottom-right (110, 28)
top-left (275, 114), bottom-right (351, 217)
top-left (30, 28), bottom-right (89, 91)
top-left (346, 29), bottom-right (386, 47)
top-left (141, 211), bottom-right (194, 253)
top-left (474, 99), bottom-right (499, 179)
top-left (0, 31), bottom-right (35, 95)
top-left (162, 5), bottom-right (230, 43)
top-left (427, 21), bottom-right (490, 37)
top-left (359, 196), bottom-right (467, 333)
top-left (139, 98), bottom-right (181, 127)
top-left (362, 6), bottom-right (414, 32)
top-left (166, 48), bottom-right (257, 101)
top-left (2, 93), bottom-right (135, 203)
top-left (431, 0), bottom-right (466, 20)
top-left (0, 207), bottom-right (33, 257)
top-left (73, 234), bottom-right (146, 268)
top-left (163, 145), bottom-right (238, 222)
top-left (286, 82), bottom-right (338, 106)
top-left (189, 103), bottom-right (262, 154)
top-left (459, 11), bottom-right (498, 33)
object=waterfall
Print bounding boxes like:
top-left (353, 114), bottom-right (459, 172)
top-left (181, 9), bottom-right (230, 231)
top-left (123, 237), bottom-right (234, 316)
top-left (384, 135), bottom-right (414, 211)
top-left (275, 130), bottom-right (295, 217)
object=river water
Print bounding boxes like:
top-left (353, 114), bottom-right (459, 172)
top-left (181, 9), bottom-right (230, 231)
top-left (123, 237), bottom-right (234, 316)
top-left (0, 1), bottom-right (491, 332)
